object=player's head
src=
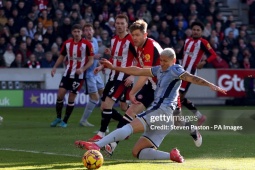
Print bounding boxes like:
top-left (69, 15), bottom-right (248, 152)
top-left (160, 48), bottom-right (176, 71)
top-left (191, 21), bottom-right (204, 39)
top-left (129, 19), bottom-right (148, 47)
top-left (115, 14), bottom-right (129, 35)
top-left (71, 24), bottom-right (82, 40)
top-left (83, 23), bottom-right (94, 40)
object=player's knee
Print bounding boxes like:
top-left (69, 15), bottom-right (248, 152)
top-left (120, 103), bottom-right (128, 112)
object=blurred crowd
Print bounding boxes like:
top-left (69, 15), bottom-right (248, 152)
top-left (0, 0), bottom-right (254, 69)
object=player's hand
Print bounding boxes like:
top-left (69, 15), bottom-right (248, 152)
top-left (209, 84), bottom-right (227, 94)
top-left (94, 54), bottom-right (101, 59)
top-left (94, 66), bottom-right (102, 74)
top-left (124, 75), bottom-right (134, 87)
top-left (196, 61), bottom-right (206, 69)
top-left (51, 68), bottom-right (56, 77)
top-left (100, 58), bottom-right (114, 69)
top-left (75, 68), bottom-right (83, 75)
top-left (104, 48), bottom-right (111, 55)
top-left (129, 93), bottom-right (141, 104)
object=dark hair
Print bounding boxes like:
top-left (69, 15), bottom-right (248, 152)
top-left (115, 14), bottom-right (129, 24)
top-left (129, 19), bottom-right (148, 33)
top-left (83, 23), bottom-right (93, 30)
top-left (71, 24), bottom-right (82, 31)
top-left (191, 21), bottom-right (204, 31)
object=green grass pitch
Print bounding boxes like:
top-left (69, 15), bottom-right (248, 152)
top-left (0, 106), bottom-right (254, 170)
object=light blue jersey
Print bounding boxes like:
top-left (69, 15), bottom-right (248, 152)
top-left (86, 37), bottom-right (99, 78)
top-left (150, 64), bottom-right (185, 110)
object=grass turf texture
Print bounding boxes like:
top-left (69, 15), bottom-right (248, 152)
top-left (0, 106), bottom-right (254, 170)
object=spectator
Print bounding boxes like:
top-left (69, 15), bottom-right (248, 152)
top-left (211, 51), bottom-right (229, 69)
top-left (69, 10), bottom-right (80, 25)
top-left (126, 6), bottom-right (136, 23)
top-left (97, 37), bottom-right (106, 58)
top-left (10, 53), bottom-right (23, 68)
top-left (203, 22), bottom-right (212, 39)
top-left (242, 57), bottom-right (251, 69)
top-left (101, 30), bottom-right (111, 48)
top-left (50, 43), bottom-right (59, 62)
top-left (26, 21), bottom-right (36, 39)
top-left (104, 17), bottom-right (115, 37)
top-left (40, 51), bottom-right (55, 68)
top-left (136, 3), bottom-right (152, 23)
top-left (224, 22), bottom-right (239, 39)
top-left (15, 41), bottom-right (32, 63)
top-left (34, 0), bottom-right (48, 11)
top-left (26, 36), bottom-right (34, 52)
top-left (232, 46), bottom-right (243, 63)
top-left (3, 0), bottom-right (14, 18)
top-left (3, 44), bottom-right (15, 67)
top-left (5, 17), bottom-right (17, 35)
top-left (0, 7), bottom-right (7, 27)
top-left (38, 9), bottom-right (53, 29)
top-left (33, 43), bottom-right (45, 60)
top-left (229, 56), bottom-right (240, 69)
top-left (24, 53), bottom-right (40, 69)
top-left (149, 24), bottom-right (159, 40)
top-left (83, 5), bottom-right (95, 23)
top-left (243, 48), bottom-right (255, 68)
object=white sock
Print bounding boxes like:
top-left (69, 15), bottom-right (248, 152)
top-left (80, 99), bottom-right (98, 122)
top-left (138, 148), bottom-right (169, 160)
top-left (195, 111), bottom-right (202, 119)
top-left (97, 131), bottom-right (105, 138)
top-left (95, 124), bottom-right (133, 148)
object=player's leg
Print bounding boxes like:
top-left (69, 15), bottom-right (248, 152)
top-left (132, 109), bottom-right (184, 162)
top-left (50, 76), bottom-right (68, 127)
top-left (180, 81), bottom-right (206, 125)
top-left (89, 80), bottom-right (126, 141)
top-left (80, 77), bottom-right (100, 127)
top-left (173, 98), bottom-right (202, 147)
top-left (60, 77), bottom-right (83, 127)
top-left (75, 116), bottom-right (145, 150)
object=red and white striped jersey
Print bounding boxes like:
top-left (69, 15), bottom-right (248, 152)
top-left (60, 38), bottom-right (94, 79)
top-left (136, 38), bottom-right (162, 89)
top-left (109, 34), bottom-right (136, 81)
top-left (179, 37), bottom-right (217, 73)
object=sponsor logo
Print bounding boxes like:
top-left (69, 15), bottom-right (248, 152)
top-left (144, 54), bottom-right (150, 62)
top-left (218, 74), bottom-right (244, 91)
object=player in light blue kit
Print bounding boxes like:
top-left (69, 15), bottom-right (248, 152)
top-left (75, 48), bottom-right (226, 162)
top-left (80, 23), bottom-right (104, 127)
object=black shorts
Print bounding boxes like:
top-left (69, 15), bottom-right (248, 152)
top-left (135, 82), bottom-right (154, 108)
top-left (119, 85), bottom-right (132, 103)
top-left (101, 80), bottom-right (129, 102)
top-left (59, 76), bottom-right (84, 94)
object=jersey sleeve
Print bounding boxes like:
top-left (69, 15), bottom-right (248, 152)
top-left (171, 64), bottom-right (186, 79)
top-left (60, 41), bottom-right (67, 56)
top-left (150, 66), bottom-right (160, 77)
top-left (86, 41), bottom-right (94, 57)
top-left (200, 39), bottom-right (217, 63)
top-left (143, 41), bottom-right (155, 67)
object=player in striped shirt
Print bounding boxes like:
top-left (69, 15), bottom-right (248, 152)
top-left (177, 21), bottom-right (217, 126)
top-left (75, 48), bottom-right (226, 162)
top-left (88, 14), bottom-right (137, 141)
top-left (50, 24), bottom-right (94, 128)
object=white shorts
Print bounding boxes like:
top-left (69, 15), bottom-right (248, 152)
top-left (84, 75), bottom-right (104, 94)
top-left (137, 107), bottom-right (174, 148)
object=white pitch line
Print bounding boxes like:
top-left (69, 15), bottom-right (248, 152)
top-left (0, 148), bottom-right (80, 158)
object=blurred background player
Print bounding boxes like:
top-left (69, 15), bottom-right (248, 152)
top-left (50, 24), bottom-right (94, 128)
top-left (79, 23), bottom-right (104, 127)
top-left (177, 21), bottom-right (217, 126)
top-left (88, 14), bottom-right (137, 141)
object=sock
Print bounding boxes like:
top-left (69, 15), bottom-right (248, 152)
top-left (56, 99), bottom-right (63, 119)
top-left (99, 109), bottom-right (112, 132)
top-left (63, 102), bottom-right (74, 123)
top-left (185, 122), bottom-right (195, 133)
top-left (111, 108), bottom-right (123, 121)
top-left (182, 98), bottom-right (198, 114)
top-left (95, 124), bottom-right (133, 147)
top-left (117, 114), bottom-right (133, 128)
top-left (195, 111), bottom-right (202, 119)
top-left (138, 148), bottom-right (169, 160)
top-left (80, 99), bottom-right (98, 122)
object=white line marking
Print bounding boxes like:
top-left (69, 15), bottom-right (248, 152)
top-left (0, 148), bottom-right (80, 157)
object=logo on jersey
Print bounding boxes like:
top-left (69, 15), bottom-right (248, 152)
top-left (80, 46), bottom-right (84, 51)
top-left (137, 94), bottom-right (143, 99)
top-left (207, 43), bottom-right (211, 50)
top-left (113, 56), bottom-right (123, 62)
top-left (144, 54), bottom-right (150, 62)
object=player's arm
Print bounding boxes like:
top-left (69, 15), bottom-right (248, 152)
top-left (100, 58), bottom-right (153, 76)
top-left (179, 72), bottom-right (227, 94)
top-left (197, 41), bottom-right (217, 69)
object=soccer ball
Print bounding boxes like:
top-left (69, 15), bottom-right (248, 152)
top-left (0, 116), bottom-right (3, 125)
top-left (82, 150), bottom-right (104, 169)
